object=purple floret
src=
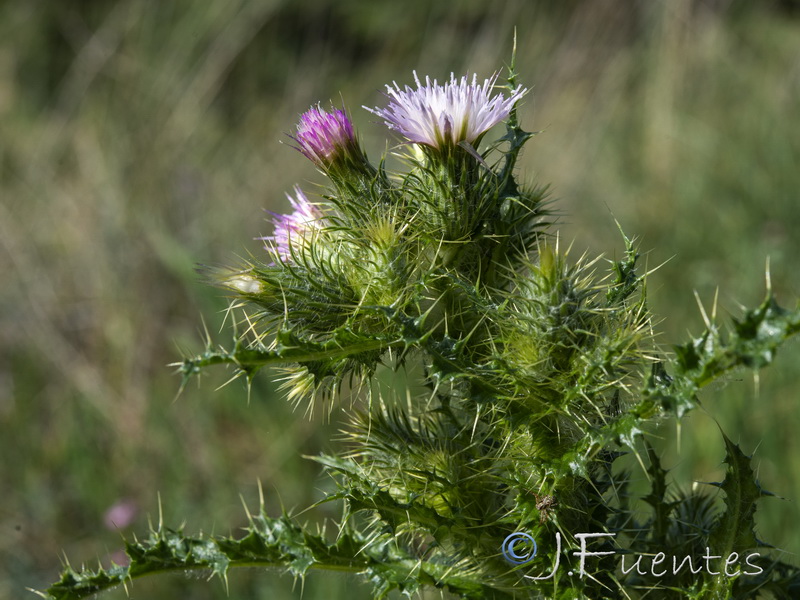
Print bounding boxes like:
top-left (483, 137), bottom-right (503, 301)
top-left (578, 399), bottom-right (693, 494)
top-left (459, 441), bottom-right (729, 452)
top-left (261, 187), bottom-right (324, 261)
top-left (365, 72), bottom-right (527, 149)
top-left (292, 105), bottom-right (356, 167)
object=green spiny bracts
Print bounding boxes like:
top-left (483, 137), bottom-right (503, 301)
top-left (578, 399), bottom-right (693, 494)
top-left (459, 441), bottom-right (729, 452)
top-left (43, 48), bottom-right (800, 600)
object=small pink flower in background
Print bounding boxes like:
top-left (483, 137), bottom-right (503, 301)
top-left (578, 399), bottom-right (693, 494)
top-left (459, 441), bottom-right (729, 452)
top-left (261, 187), bottom-right (326, 262)
top-left (103, 499), bottom-right (138, 530)
top-left (365, 72), bottom-right (527, 149)
top-left (292, 105), bottom-right (357, 167)
top-left (107, 549), bottom-right (130, 567)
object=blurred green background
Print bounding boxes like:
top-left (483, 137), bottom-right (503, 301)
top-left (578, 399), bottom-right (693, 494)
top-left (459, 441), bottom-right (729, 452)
top-left (2, 1), bottom-right (799, 598)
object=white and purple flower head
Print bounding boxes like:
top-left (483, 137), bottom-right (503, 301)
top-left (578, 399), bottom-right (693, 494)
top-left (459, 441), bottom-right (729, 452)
top-left (366, 72), bottom-right (527, 149)
top-left (262, 187), bottom-right (325, 262)
top-left (292, 105), bottom-right (357, 168)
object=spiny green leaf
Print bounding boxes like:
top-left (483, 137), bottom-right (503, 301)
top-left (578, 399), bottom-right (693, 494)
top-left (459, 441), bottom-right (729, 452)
top-left (41, 512), bottom-right (512, 600)
top-left (708, 432), bottom-right (771, 554)
top-left (642, 441), bottom-right (677, 545)
top-left (700, 431), bottom-right (774, 599)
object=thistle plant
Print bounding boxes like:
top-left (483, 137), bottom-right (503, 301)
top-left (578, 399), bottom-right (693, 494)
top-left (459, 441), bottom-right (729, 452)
top-left (43, 54), bottom-right (800, 600)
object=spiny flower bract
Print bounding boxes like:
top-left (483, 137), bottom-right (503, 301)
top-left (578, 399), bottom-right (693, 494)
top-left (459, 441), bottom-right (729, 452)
top-left (365, 71), bottom-right (527, 149)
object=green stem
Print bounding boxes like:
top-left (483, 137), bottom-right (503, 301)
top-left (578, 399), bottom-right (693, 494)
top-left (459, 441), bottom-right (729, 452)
top-left (177, 336), bottom-right (396, 389)
top-left (43, 527), bottom-right (516, 600)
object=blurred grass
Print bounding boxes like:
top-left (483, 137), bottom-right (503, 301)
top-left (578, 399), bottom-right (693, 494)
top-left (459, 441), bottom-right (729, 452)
top-left (1, 1), bottom-right (799, 598)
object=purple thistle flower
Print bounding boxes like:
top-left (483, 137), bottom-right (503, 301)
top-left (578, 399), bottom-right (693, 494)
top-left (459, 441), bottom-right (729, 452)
top-left (292, 105), bottom-right (357, 167)
top-left (262, 187), bottom-right (325, 262)
top-left (365, 72), bottom-right (527, 149)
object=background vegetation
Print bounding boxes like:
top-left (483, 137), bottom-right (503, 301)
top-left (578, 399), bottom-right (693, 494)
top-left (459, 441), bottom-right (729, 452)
top-left (1, 1), bottom-right (798, 598)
